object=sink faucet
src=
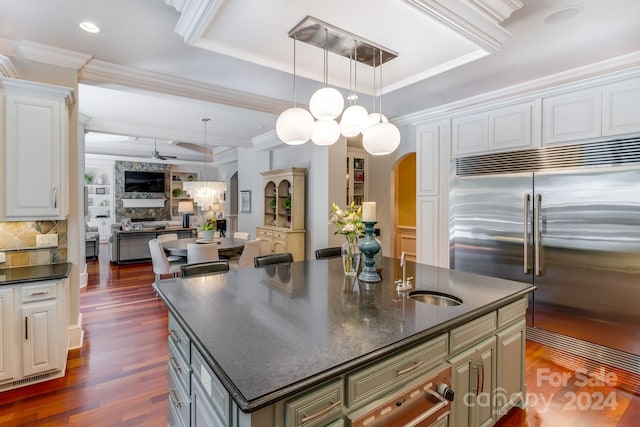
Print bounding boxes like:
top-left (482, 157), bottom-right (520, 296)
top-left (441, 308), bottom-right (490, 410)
top-left (396, 252), bottom-right (413, 291)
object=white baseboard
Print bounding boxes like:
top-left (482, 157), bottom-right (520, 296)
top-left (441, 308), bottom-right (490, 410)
top-left (79, 271), bottom-right (88, 288)
top-left (68, 312), bottom-right (84, 349)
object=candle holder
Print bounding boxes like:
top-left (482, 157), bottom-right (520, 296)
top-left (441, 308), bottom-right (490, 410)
top-left (358, 221), bottom-right (381, 282)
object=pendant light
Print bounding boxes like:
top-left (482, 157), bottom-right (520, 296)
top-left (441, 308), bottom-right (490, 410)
top-left (276, 37), bottom-right (314, 145)
top-left (310, 28), bottom-right (342, 146)
top-left (309, 29), bottom-right (344, 122)
top-left (365, 47), bottom-right (388, 130)
top-left (183, 118), bottom-right (228, 211)
top-left (363, 50), bottom-right (401, 155)
top-left (340, 42), bottom-right (368, 138)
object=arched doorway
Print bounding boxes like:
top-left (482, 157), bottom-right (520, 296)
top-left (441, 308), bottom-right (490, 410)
top-left (227, 171), bottom-right (238, 234)
top-left (393, 153), bottom-right (416, 260)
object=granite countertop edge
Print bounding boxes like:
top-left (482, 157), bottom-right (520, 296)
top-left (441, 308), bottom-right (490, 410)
top-left (155, 282), bottom-right (534, 413)
top-left (0, 262), bottom-right (72, 286)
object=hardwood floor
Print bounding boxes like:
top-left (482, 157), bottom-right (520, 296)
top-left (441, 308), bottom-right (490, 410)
top-left (0, 244), bottom-right (638, 426)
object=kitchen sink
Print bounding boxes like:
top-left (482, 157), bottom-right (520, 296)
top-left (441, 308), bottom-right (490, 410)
top-left (409, 290), bottom-right (462, 306)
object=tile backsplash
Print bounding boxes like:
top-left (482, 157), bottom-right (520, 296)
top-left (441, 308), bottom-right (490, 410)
top-left (0, 220), bottom-right (67, 267)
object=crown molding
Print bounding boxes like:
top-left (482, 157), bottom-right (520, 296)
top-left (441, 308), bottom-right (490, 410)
top-left (212, 147), bottom-right (238, 166)
top-left (0, 38), bottom-right (92, 70)
top-left (0, 55), bottom-right (17, 78)
top-left (252, 129), bottom-right (283, 151)
top-left (80, 59), bottom-right (289, 115)
top-left (166, 0), bottom-right (225, 45)
top-left (395, 50), bottom-right (640, 127)
top-left (403, 0), bottom-right (518, 52)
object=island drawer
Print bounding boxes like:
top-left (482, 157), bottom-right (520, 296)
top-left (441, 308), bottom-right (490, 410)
top-left (345, 333), bottom-right (448, 408)
top-left (168, 314), bottom-right (190, 361)
top-left (191, 344), bottom-right (230, 425)
top-left (169, 365), bottom-right (191, 427)
top-left (449, 311), bottom-right (497, 353)
top-left (498, 297), bottom-right (527, 327)
top-left (285, 379), bottom-right (343, 427)
top-left (20, 281), bottom-right (57, 302)
top-left (169, 338), bottom-right (191, 393)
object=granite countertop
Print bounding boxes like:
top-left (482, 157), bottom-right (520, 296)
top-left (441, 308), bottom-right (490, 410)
top-left (154, 257), bottom-right (534, 412)
top-left (0, 262), bottom-right (72, 285)
top-left (116, 226), bottom-right (195, 234)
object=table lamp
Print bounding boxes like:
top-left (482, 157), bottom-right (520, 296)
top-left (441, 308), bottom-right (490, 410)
top-left (178, 201), bottom-right (194, 228)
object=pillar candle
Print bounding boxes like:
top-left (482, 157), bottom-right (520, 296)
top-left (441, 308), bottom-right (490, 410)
top-left (362, 202), bottom-right (376, 222)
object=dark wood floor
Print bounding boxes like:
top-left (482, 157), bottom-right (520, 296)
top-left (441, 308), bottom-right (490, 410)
top-left (0, 244), bottom-right (638, 426)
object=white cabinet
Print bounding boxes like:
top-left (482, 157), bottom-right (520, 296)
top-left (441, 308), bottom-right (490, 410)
top-left (542, 87), bottom-right (602, 145)
top-left (346, 148), bottom-right (367, 207)
top-left (452, 101), bottom-right (540, 157)
top-left (602, 76), bottom-right (640, 136)
top-left (0, 279), bottom-right (68, 392)
top-left (449, 336), bottom-right (496, 427)
top-left (0, 78), bottom-right (73, 219)
top-left (0, 288), bottom-right (15, 383)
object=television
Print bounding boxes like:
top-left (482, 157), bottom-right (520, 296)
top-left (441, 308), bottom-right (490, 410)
top-left (124, 171), bottom-right (165, 193)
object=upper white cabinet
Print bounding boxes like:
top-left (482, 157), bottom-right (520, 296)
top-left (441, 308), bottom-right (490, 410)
top-left (542, 87), bottom-right (602, 145)
top-left (602, 76), bottom-right (640, 136)
top-left (452, 101), bottom-right (540, 157)
top-left (543, 76), bottom-right (640, 145)
top-left (0, 78), bottom-right (73, 220)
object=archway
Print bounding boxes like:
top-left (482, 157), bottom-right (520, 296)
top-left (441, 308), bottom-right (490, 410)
top-left (393, 153), bottom-right (416, 260)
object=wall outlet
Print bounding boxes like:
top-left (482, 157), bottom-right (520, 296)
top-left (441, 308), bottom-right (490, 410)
top-left (0, 252), bottom-right (5, 263)
top-left (36, 234), bottom-right (58, 248)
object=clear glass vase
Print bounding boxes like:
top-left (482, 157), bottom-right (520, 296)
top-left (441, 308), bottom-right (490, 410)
top-left (341, 240), bottom-right (361, 277)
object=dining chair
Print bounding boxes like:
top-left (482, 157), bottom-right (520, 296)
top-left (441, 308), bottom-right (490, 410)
top-left (254, 252), bottom-right (293, 268)
top-left (180, 260), bottom-right (229, 277)
top-left (231, 239), bottom-right (262, 269)
top-left (149, 239), bottom-right (185, 281)
top-left (314, 246), bottom-right (342, 259)
top-left (187, 242), bottom-right (219, 264)
top-left (157, 233), bottom-right (181, 261)
top-left (233, 231), bottom-right (250, 240)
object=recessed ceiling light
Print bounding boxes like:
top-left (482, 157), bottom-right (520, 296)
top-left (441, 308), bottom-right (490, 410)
top-left (79, 21), bottom-right (100, 33)
top-left (544, 6), bottom-right (583, 24)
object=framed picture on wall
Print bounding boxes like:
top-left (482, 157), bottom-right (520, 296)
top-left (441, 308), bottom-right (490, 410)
top-left (240, 190), bottom-right (251, 213)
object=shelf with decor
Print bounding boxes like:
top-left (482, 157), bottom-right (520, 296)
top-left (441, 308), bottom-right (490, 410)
top-left (170, 169), bottom-right (197, 218)
top-left (347, 147), bottom-right (368, 208)
top-left (256, 168), bottom-right (306, 261)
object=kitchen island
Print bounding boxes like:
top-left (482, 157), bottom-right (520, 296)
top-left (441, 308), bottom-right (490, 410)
top-left (154, 257), bottom-right (534, 427)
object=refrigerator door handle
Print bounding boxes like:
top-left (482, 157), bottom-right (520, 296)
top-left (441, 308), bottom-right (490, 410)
top-left (534, 193), bottom-right (542, 276)
top-left (524, 193), bottom-right (531, 274)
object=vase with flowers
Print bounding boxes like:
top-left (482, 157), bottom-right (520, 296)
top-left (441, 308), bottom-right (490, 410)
top-left (329, 202), bottom-right (365, 276)
top-left (201, 218), bottom-right (217, 241)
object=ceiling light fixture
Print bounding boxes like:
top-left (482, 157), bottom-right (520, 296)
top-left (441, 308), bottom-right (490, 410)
top-left (279, 16), bottom-right (400, 155)
top-left (183, 118), bottom-right (227, 211)
top-left (363, 50), bottom-right (401, 155)
top-left (79, 21), bottom-right (100, 33)
top-left (276, 37), bottom-right (315, 145)
top-left (340, 42), bottom-right (369, 138)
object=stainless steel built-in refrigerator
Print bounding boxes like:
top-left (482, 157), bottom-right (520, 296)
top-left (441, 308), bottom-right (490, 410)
top-left (449, 139), bottom-right (640, 364)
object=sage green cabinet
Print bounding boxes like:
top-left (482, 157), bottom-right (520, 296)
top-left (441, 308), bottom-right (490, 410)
top-left (495, 320), bottom-right (526, 417)
top-left (449, 336), bottom-right (496, 427)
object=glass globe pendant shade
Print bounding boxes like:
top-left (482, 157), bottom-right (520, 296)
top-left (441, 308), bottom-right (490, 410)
top-left (339, 105), bottom-right (368, 137)
top-left (276, 107), bottom-right (314, 145)
top-left (309, 87), bottom-right (344, 120)
top-left (362, 122), bottom-right (401, 155)
top-left (311, 119), bottom-right (341, 145)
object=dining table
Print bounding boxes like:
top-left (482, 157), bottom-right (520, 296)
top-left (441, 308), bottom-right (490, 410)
top-left (162, 237), bottom-right (246, 258)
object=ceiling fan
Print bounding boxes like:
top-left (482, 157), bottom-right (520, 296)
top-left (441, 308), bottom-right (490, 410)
top-left (150, 139), bottom-right (176, 161)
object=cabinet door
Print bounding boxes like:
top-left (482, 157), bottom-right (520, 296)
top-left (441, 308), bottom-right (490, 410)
top-left (4, 94), bottom-right (66, 219)
top-left (452, 112), bottom-right (488, 156)
top-left (449, 346), bottom-right (474, 427)
top-left (495, 320), bottom-right (525, 417)
top-left (0, 288), bottom-right (15, 383)
top-left (22, 299), bottom-right (58, 377)
top-left (489, 101), bottom-right (539, 152)
top-left (542, 87), bottom-right (602, 145)
top-left (191, 373), bottom-right (225, 427)
top-left (602, 76), bottom-right (640, 136)
top-left (475, 337), bottom-right (496, 427)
